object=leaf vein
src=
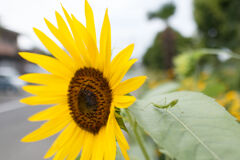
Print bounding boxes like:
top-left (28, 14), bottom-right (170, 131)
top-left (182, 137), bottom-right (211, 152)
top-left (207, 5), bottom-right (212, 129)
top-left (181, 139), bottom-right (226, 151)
top-left (167, 110), bottom-right (221, 160)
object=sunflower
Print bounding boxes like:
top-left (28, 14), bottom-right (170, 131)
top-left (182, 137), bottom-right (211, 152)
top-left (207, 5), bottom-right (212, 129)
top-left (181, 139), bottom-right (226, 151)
top-left (19, 1), bottom-right (146, 160)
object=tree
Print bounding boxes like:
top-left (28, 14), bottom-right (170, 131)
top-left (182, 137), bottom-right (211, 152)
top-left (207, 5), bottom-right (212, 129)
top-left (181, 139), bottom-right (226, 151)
top-left (143, 2), bottom-right (193, 71)
top-left (143, 29), bottom-right (193, 69)
top-left (194, 0), bottom-right (240, 52)
top-left (148, 3), bottom-right (176, 24)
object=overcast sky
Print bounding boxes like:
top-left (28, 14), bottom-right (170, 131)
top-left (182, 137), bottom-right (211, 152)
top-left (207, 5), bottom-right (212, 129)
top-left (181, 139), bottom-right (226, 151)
top-left (0, 0), bottom-right (196, 58)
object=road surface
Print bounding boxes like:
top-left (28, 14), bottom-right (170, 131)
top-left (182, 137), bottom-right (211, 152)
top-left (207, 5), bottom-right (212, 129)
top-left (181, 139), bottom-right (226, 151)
top-left (0, 94), bottom-right (57, 160)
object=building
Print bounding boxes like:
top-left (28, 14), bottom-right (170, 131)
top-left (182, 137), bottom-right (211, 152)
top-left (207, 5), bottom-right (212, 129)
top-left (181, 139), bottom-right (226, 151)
top-left (0, 26), bottom-right (46, 74)
top-left (0, 26), bottom-right (27, 75)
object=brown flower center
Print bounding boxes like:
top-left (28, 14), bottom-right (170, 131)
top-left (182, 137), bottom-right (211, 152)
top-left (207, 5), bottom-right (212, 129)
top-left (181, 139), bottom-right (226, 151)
top-left (68, 67), bottom-right (112, 134)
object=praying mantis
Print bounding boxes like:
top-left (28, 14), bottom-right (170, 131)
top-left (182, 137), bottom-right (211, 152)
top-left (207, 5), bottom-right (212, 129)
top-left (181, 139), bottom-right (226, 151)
top-left (152, 99), bottom-right (178, 109)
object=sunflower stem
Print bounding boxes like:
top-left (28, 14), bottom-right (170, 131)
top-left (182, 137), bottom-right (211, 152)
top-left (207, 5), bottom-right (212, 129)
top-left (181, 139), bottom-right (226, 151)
top-left (125, 109), bottom-right (150, 160)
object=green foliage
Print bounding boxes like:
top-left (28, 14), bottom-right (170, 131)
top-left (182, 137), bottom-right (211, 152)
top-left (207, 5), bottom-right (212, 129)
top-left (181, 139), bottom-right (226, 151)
top-left (174, 50), bottom-right (204, 77)
top-left (143, 29), bottom-right (193, 70)
top-left (130, 90), bottom-right (240, 160)
top-left (116, 136), bottom-right (158, 160)
top-left (143, 1), bottom-right (195, 70)
top-left (174, 48), bottom-right (240, 90)
top-left (203, 80), bottom-right (226, 97)
top-left (215, 59), bottom-right (240, 90)
top-left (143, 32), bottom-right (165, 69)
top-left (115, 108), bottom-right (128, 133)
top-left (194, 0), bottom-right (240, 51)
top-left (148, 3), bottom-right (176, 21)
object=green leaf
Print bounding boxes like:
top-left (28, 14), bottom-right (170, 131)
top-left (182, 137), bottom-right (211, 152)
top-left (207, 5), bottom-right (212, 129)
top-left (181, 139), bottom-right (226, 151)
top-left (115, 108), bottom-right (128, 133)
top-left (130, 91), bottom-right (240, 160)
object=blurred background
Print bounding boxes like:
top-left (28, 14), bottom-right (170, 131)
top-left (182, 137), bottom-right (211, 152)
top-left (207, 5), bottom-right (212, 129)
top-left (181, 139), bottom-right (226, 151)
top-left (0, 0), bottom-right (240, 159)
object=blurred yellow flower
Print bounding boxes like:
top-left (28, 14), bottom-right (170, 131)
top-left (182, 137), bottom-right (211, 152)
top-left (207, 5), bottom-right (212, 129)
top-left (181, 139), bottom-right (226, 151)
top-left (217, 91), bottom-right (240, 121)
top-left (180, 76), bottom-right (206, 91)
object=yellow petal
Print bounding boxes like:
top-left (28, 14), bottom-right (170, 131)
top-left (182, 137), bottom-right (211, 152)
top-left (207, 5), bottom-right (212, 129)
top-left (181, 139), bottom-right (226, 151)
top-left (91, 128), bottom-right (106, 160)
top-left (118, 141), bottom-right (130, 160)
top-left (113, 116), bottom-right (130, 160)
top-left (22, 85), bottom-right (68, 97)
top-left (110, 59), bottom-right (138, 88)
top-left (113, 76), bottom-right (147, 95)
top-left (85, 0), bottom-right (96, 43)
top-left (113, 95), bottom-right (136, 108)
top-left (33, 28), bottom-right (75, 70)
top-left (113, 118), bottom-right (129, 149)
top-left (71, 14), bottom-right (98, 67)
top-left (66, 128), bottom-right (85, 160)
top-left (55, 11), bottom-right (72, 40)
top-left (19, 73), bottom-right (69, 85)
top-left (19, 52), bottom-right (73, 79)
top-left (28, 104), bottom-right (68, 121)
top-left (110, 44), bottom-right (134, 77)
top-left (104, 112), bottom-right (116, 160)
top-left (80, 132), bottom-right (94, 160)
top-left (52, 150), bottom-right (65, 160)
top-left (100, 9), bottom-right (111, 78)
top-left (58, 6), bottom-right (91, 67)
top-left (44, 17), bottom-right (85, 67)
top-left (22, 115), bottom-right (71, 142)
top-left (53, 126), bottom-right (81, 160)
top-left (55, 11), bottom-right (81, 60)
top-left (20, 95), bottom-right (67, 105)
top-left (61, 5), bottom-right (99, 68)
top-left (44, 122), bottom-right (77, 158)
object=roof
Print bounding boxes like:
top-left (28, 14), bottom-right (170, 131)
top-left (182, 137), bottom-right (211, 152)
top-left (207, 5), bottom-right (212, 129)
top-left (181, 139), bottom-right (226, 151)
top-left (0, 26), bottom-right (19, 36)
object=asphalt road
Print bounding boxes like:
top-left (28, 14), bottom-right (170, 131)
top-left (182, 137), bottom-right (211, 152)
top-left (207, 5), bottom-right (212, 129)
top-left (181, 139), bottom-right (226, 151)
top-left (0, 94), bottom-right (57, 160)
